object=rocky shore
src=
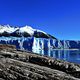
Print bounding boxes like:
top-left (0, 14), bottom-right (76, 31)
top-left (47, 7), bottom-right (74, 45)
top-left (0, 44), bottom-right (80, 80)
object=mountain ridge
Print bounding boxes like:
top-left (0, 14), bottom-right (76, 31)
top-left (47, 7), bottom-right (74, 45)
top-left (0, 25), bottom-right (56, 39)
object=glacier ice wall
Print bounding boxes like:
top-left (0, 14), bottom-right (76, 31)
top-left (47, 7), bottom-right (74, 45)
top-left (0, 37), bottom-right (80, 52)
top-left (0, 37), bottom-right (69, 50)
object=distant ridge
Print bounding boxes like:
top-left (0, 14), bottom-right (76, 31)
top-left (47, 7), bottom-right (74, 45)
top-left (0, 25), bottom-right (56, 39)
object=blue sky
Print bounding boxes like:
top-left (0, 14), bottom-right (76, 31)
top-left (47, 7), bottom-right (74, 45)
top-left (0, 0), bottom-right (80, 40)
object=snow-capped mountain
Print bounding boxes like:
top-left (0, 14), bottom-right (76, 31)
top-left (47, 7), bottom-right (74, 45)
top-left (0, 25), bottom-right (56, 39)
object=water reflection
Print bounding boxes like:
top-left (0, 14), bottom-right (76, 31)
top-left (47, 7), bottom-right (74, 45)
top-left (32, 49), bottom-right (80, 64)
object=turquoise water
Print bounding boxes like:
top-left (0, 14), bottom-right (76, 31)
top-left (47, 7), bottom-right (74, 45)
top-left (32, 49), bottom-right (80, 64)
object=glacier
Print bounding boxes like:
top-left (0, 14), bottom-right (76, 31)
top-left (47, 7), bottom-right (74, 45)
top-left (0, 37), bottom-right (64, 51)
top-left (0, 36), bottom-right (80, 50)
top-left (0, 37), bottom-right (79, 51)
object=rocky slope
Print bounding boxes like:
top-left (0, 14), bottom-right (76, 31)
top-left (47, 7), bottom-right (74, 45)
top-left (0, 44), bottom-right (80, 80)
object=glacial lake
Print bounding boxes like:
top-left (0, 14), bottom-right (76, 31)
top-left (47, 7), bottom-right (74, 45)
top-left (32, 49), bottom-right (80, 64)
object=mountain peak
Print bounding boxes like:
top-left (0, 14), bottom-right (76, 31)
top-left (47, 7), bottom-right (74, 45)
top-left (0, 25), bottom-right (56, 39)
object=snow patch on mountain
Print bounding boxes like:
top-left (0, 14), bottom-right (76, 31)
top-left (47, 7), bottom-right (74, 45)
top-left (0, 25), bottom-right (55, 39)
top-left (0, 25), bottom-right (18, 33)
top-left (19, 25), bottom-right (35, 36)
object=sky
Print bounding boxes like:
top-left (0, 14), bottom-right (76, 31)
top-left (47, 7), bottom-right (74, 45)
top-left (0, 0), bottom-right (80, 40)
